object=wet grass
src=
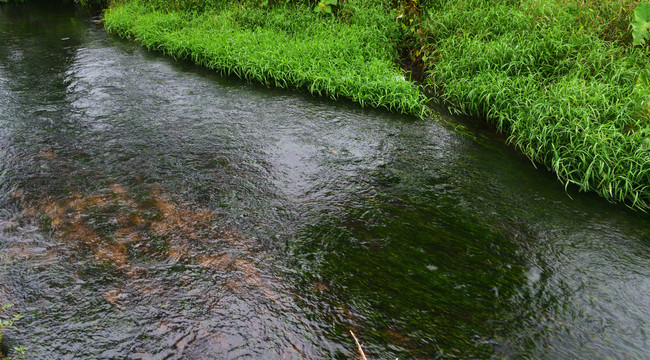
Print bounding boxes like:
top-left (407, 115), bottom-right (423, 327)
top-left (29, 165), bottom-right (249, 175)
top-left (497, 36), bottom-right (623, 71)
top-left (420, 0), bottom-right (650, 210)
top-left (103, 0), bottom-right (426, 116)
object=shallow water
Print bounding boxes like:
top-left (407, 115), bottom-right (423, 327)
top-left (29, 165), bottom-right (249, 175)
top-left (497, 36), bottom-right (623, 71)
top-left (0, 1), bottom-right (648, 359)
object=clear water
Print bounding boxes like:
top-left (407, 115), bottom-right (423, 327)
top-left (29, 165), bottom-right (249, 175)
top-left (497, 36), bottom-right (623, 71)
top-left (0, 1), bottom-right (648, 359)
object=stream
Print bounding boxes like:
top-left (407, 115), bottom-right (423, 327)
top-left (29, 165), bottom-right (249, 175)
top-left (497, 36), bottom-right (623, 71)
top-left (0, 1), bottom-right (649, 359)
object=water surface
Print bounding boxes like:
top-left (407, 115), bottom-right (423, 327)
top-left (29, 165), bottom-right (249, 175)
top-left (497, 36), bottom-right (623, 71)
top-left (0, 2), bottom-right (648, 359)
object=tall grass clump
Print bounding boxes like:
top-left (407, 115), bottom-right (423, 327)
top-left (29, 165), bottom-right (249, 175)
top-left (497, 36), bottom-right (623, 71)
top-left (103, 0), bottom-right (426, 116)
top-left (420, 0), bottom-right (650, 210)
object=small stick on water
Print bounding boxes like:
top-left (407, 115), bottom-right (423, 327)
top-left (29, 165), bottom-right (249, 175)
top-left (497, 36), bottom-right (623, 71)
top-left (350, 330), bottom-right (368, 360)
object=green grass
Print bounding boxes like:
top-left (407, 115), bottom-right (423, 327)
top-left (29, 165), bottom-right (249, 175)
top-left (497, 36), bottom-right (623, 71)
top-left (421, 0), bottom-right (650, 210)
top-left (104, 0), bottom-right (650, 210)
top-left (103, 0), bottom-right (426, 116)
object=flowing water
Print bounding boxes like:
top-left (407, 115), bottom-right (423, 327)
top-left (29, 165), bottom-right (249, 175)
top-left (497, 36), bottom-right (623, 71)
top-left (0, 1), bottom-right (649, 359)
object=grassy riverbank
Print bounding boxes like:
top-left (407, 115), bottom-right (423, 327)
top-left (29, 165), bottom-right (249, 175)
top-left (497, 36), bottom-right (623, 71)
top-left (102, 0), bottom-right (650, 210)
top-left (420, 0), bottom-right (650, 210)
top-left (104, 0), bottom-right (425, 115)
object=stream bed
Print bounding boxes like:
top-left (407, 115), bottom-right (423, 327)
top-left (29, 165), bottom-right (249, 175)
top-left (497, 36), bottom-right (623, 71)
top-left (0, 1), bottom-right (649, 359)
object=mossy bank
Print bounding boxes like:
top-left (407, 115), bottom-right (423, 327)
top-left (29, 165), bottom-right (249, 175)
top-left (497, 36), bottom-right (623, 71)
top-left (101, 0), bottom-right (650, 210)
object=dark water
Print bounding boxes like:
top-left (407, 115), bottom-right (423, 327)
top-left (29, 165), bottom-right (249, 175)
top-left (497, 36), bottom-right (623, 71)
top-left (0, 2), bottom-right (648, 359)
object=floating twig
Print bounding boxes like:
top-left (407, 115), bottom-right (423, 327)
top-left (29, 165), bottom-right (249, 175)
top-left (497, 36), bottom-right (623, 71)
top-left (350, 330), bottom-right (367, 360)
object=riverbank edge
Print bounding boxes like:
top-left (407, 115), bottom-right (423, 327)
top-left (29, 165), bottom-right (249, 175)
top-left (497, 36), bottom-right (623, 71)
top-left (101, 0), bottom-right (650, 211)
top-left (103, 0), bottom-right (427, 116)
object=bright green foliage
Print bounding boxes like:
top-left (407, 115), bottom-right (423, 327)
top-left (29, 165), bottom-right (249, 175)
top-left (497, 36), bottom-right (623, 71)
top-left (314, 0), bottom-right (337, 14)
top-left (104, 0), bottom-right (425, 116)
top-left (632, 1), bottom-right (650, 46)
top-left (422, 0), bottom-right (650, 210)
